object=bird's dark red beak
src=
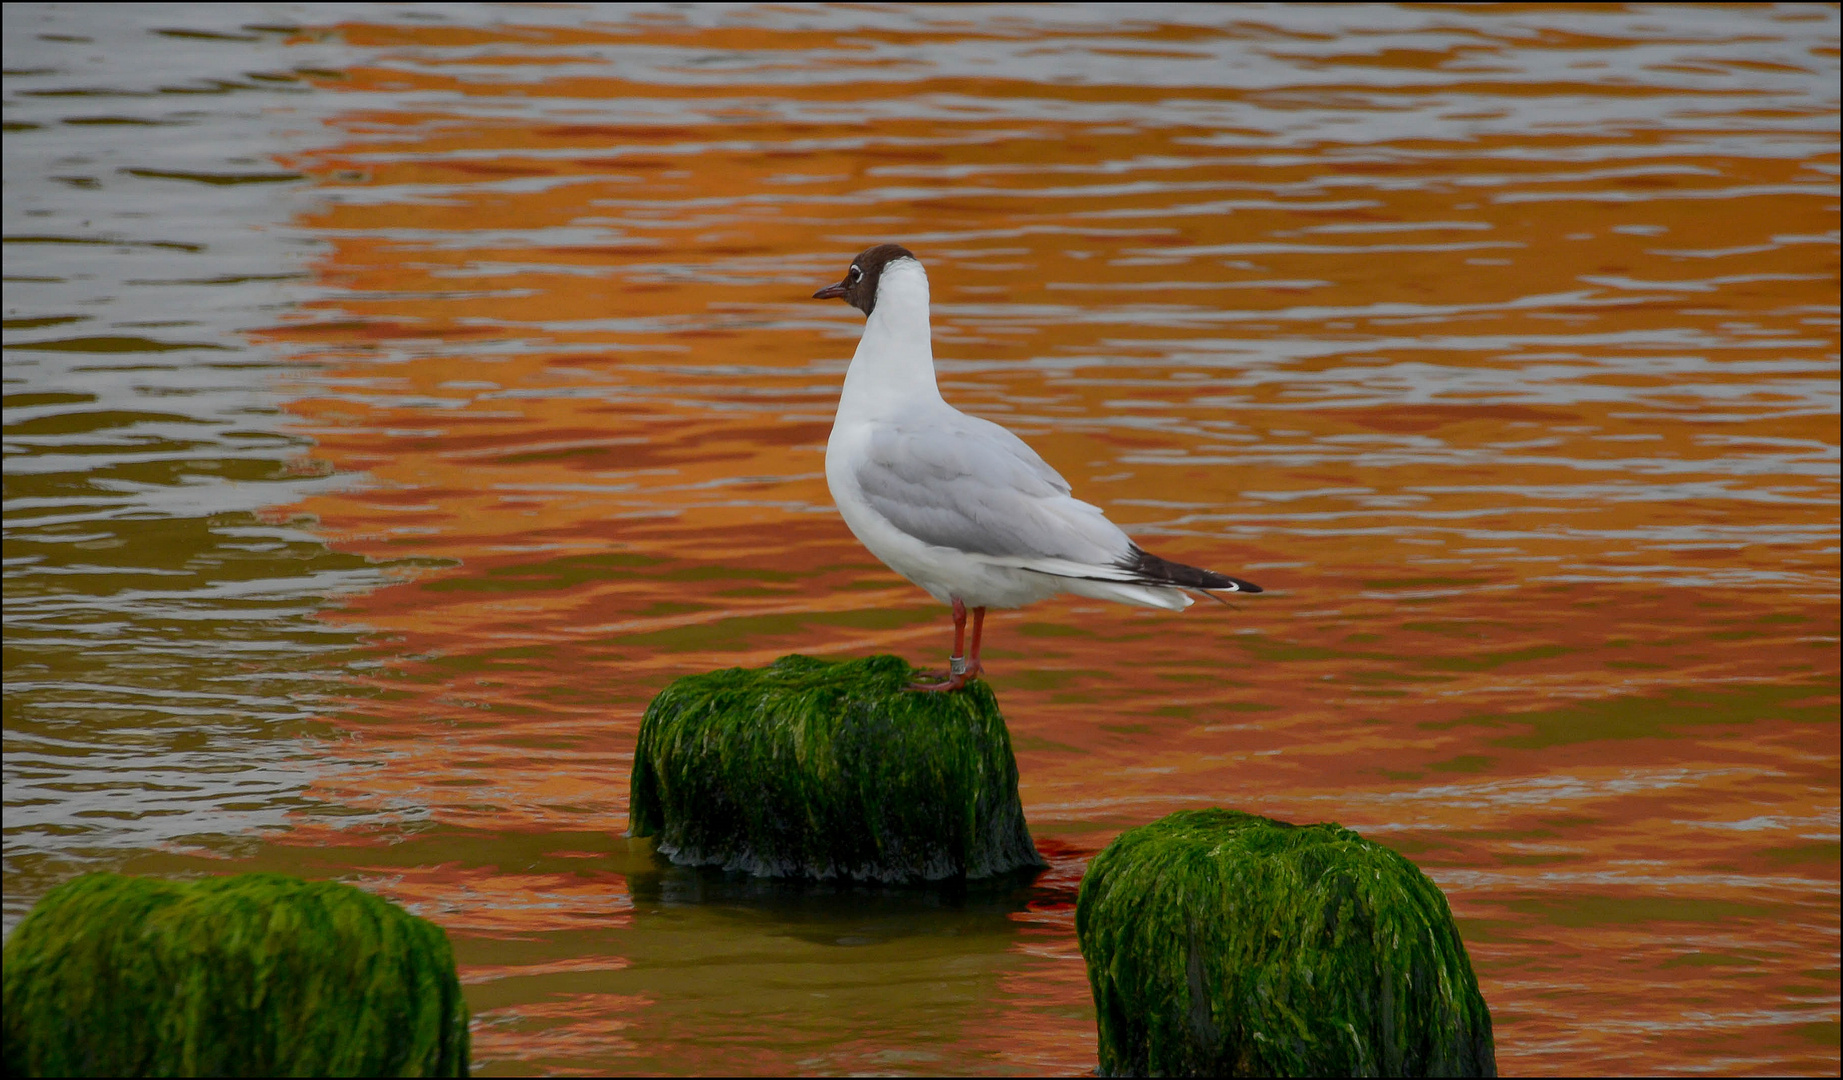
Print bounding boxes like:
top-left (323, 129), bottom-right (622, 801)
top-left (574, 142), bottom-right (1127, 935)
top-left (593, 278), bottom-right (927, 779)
top-left (812, 281), bottom-right (848, 300)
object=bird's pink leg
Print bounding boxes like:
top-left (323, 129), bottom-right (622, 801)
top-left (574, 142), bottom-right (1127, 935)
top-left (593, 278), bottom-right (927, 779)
top-left (965, 606), bottom-right (986, 680)
top-left (911, 598), bottom-right (980, 692)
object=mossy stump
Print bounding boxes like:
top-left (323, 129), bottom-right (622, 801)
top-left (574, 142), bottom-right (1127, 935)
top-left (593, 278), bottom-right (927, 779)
top-left (2, 872), bottom-right (469, 1078)
top-left (628, 653), bottom-right (1045, 884)
top-left (1077, 809), bottom-right (1495, 1078)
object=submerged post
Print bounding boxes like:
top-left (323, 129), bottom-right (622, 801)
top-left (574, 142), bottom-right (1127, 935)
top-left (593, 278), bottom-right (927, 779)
top-left (1077, 808), bottom-right (1496, 1078)
top-left (629, 653), bottom-right (1045, 883)
top-left (2, 872), bottom-right (469, 1078)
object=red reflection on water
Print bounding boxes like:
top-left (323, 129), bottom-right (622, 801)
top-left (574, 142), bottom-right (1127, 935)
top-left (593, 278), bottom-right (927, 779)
top-left (261, 10), bottom-right (1839, 1076)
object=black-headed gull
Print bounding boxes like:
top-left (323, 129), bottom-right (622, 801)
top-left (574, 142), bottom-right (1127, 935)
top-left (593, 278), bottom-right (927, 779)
top-left (813, 243), bottom-right (1261, 691)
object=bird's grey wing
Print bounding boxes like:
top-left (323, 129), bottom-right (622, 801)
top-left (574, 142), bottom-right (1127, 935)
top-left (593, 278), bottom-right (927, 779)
top-left (853, 411), bottom-right (1132, 568)
top-left (954, 412), bottom-right (1072, 497)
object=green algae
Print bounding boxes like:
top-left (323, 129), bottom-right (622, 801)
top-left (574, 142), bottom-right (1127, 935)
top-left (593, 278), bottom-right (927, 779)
top-left (1077, 809), bottom-right (1495, 1078)
top-left (3, 873), bottom-right (469, 1078)
top-left (629, 653), bottom-right (1044, 884)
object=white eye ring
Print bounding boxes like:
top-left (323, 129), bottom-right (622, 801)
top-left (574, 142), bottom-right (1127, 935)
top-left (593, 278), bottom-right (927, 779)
top-left (848, 265), bottom-right (861, 281)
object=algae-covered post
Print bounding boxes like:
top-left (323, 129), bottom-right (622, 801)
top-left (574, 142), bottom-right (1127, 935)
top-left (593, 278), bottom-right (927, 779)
top-left (2, 872), bottom-right (470, 1078)
top-left (629, 653), bottom-right (1045, 883)
top-left (1077, 808), bottom-right (1496, 1078)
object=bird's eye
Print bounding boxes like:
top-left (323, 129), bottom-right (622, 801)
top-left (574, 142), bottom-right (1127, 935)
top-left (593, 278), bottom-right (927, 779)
top-left (848, 265), bottom-right (861, 281)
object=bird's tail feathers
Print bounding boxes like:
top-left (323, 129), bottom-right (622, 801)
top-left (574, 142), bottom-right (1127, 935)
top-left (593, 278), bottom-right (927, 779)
top-left (986, 546), bottom-right (1260, 607)
top-left (1114, 545), bottom-right (1262, 594)
top-left (1060, 577), bottom-right (1192, 610)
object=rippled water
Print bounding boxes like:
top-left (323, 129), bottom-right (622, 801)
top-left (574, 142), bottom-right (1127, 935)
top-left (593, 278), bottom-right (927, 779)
top-left (5, 4), bottom-right (1838, 1076)
top-left (4, 6), bottom-right (378, 882)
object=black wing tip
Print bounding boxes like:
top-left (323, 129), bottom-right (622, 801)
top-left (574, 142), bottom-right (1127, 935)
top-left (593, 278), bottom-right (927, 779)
top-left (1120, 545), bottom-right (1262, 594)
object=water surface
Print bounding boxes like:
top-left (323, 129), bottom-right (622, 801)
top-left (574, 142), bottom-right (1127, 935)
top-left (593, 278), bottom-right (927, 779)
top-left (4, 4), bottom-right (1838, 1075)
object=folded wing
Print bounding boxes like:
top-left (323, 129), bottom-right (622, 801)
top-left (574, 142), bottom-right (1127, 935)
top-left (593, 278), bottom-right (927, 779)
top-left (855, 410), bottom-right (1199, 587)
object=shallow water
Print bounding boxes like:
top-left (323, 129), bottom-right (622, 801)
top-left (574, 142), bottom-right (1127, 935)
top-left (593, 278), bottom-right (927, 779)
top-left (3, 3), bottom-right (1838, 1075)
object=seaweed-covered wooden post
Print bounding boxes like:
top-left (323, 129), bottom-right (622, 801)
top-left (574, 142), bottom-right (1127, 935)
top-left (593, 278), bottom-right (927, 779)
top-left (2, 873), bottom-right (469, 1078)
top-left (1077, 809), bottom-right (1495, 1078)
top-left (629, 653), bottom-right (1045, 883)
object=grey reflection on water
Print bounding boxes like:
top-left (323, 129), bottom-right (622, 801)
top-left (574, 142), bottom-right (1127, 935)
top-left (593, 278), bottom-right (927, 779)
top-left (1, 3), bottom-right (377, 930)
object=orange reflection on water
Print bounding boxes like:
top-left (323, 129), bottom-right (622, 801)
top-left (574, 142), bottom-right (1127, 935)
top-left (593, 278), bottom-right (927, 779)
top-left (261, 8), bottom-right (1838, 1076)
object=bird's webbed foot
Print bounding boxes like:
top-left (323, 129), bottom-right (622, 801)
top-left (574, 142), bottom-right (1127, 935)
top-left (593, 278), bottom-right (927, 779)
top-left (908, 655), bottom-right (983, 692)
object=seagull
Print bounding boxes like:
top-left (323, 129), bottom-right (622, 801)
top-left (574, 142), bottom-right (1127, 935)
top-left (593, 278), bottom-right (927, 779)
top-left (813, 243), bottom-right (1261, 692)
